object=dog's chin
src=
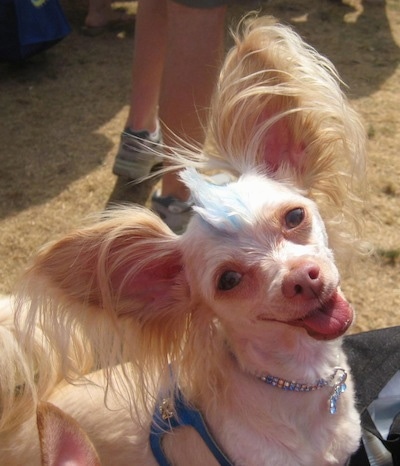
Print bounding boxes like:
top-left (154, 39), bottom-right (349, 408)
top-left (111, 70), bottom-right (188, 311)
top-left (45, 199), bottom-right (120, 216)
top-left (259, 292), bottom-right (354, 341)
top-left (289, 293), bottom-right (354, 341)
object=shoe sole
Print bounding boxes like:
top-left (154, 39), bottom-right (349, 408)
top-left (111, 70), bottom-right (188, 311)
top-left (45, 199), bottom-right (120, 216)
top-left (151, 197), bottom-right (193, 234)
top-left (112, 157), bottom-right (162, 179)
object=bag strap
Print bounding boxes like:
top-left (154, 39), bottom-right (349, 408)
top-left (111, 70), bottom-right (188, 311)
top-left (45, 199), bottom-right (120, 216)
top-left (344, 327), bottom-right (400, 466)
top-left (385, 412), bottom-right (400, 464)
top-left (344, 327), bottom-right (400, 409)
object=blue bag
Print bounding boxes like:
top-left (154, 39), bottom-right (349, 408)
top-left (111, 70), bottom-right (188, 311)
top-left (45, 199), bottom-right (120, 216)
top-left (0, 0), bottom-right (71, 62)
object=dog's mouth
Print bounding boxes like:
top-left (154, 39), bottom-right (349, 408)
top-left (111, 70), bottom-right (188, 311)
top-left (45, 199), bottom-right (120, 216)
top-left (258, 292), bottom-right (354, 340)
top-left (289, 292), bottom-right (354, 340)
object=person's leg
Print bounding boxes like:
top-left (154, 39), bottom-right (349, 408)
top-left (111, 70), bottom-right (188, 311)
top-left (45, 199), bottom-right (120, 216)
top-left (159, 1), bottom-right (227, 199)
top-left (125, 0), bottom-right (168, 133)
top-left (112, 0), bottom-right (227, 231)
top-left (85, 0), bottom-right (112, 28)
top-left (112, 0), bottom-right (168, 179)
top-left (84, 0), bottom-right (131, 29)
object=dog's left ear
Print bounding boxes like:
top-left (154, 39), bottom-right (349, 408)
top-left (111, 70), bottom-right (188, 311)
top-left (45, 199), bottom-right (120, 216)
top-left (21, 208), bottom-right (185, 317)
top-left (17, 208), bottom-right (188, 363)
top-left (16, 208), bottom-right (190, 400)
top-left (37, 401), bottom-right (101, 466)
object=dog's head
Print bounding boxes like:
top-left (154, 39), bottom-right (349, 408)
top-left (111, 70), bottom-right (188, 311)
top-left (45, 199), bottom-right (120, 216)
top-left (203, 16), bottom-right (366, 265)
top-left (16, 168), bottom-right (354, 414)
top-left (181, 169), bottom-right (353, 344)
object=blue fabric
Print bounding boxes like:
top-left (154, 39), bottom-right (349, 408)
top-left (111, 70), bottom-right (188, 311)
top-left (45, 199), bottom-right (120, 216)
top-left (0, 0), bottom-right (71, 62)
top-left (150, 389), bottom-right (233, 466)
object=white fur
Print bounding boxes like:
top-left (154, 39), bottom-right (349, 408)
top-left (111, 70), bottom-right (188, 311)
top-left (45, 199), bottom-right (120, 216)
top-left (0, 16), bottom-right (366, 466)
top-left (2, 172), bottom-right (361, 465)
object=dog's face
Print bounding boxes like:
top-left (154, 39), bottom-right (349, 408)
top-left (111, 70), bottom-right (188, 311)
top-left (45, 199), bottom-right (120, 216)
top-left (19, 168), bottom-right (355, 401)
top-left (181, 170), bottom-right (353, 344)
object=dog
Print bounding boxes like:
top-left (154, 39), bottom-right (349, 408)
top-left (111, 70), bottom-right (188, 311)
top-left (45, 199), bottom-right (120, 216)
top-left (2, 16), bottom-right (366, 465)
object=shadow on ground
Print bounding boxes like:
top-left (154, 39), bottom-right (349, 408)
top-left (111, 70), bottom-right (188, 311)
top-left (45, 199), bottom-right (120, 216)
top-left (0, 0), bottom-right (398, 220)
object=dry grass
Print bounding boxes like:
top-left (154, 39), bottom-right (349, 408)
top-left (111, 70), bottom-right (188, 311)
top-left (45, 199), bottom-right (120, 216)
top-left (0, 0), bottom-right (399, 333)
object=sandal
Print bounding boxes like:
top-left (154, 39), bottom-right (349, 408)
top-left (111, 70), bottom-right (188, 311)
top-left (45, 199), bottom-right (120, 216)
top-left (81, 9), bottom-right (134, 36)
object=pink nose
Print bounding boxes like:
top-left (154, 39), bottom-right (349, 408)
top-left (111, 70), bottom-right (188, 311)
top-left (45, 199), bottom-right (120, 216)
top-left (282, 262), bottom-right (322, 299)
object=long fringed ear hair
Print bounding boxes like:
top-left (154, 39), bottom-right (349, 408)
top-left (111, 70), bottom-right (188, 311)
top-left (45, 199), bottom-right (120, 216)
top-left (206, 15), bottom-right (367, 261)
top-left (15, 207), bottom-right (195, 420)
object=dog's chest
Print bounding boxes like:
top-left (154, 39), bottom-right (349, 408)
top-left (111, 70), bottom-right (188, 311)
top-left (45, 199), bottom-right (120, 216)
top-left (201, 379), bottom-right (360, 466)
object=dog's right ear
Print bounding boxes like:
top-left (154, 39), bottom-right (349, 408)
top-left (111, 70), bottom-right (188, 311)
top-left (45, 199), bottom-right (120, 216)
top-left (207, 17), bottom-right (365, 189)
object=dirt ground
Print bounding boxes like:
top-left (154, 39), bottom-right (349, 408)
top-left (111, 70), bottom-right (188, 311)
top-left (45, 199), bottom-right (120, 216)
top-left (0, 0), bottom-right (399, 333)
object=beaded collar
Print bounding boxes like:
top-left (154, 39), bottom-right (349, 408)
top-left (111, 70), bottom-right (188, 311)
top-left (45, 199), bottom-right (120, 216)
top-left (150, 367), bottom-right (347, 465)
top-left (257, 367), bottom-right (348, 414)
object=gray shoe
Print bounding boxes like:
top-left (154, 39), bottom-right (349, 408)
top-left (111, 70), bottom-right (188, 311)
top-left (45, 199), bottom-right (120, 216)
top-left (151, 193), bottom-right (194, 234)
top-left (151, 173), bottom-right (234, 234)
top-left (112, 128), bottom-right (163, 179)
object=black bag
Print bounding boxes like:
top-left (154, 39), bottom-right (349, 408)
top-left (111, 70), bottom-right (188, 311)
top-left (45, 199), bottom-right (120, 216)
top-left (345, 327), bottom-right (400, 465)
top-left (0, 0), bottom-right (71, 62)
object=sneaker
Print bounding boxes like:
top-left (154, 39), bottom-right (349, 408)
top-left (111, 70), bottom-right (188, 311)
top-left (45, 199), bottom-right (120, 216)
top-left (151, 192), bottom-right (194, 234)
top-left (112, 127), bottom-right (163, 179)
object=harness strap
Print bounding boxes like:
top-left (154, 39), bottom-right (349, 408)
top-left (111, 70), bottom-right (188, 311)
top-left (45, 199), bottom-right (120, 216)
top-left (150, 389), bottom-right (233, 466)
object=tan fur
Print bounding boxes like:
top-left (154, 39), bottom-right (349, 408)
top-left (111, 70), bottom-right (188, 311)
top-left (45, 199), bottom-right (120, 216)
top-left (0, 296), bottom-right (59, 432)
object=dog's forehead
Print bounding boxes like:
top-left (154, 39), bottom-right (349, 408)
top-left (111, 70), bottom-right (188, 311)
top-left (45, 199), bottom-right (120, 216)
top-left (181, 169), bottom-right (307, 232)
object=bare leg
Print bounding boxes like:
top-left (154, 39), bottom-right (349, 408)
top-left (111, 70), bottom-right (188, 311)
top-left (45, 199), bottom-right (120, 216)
top-left (116, 1), bottom-right (226, 203)
top-left (85, 0), bottom-right (112, 28)
top-left (159, 2), bottom-right (227, 199)
top-left (125, 0), bottom-right (168, 133)
top-left (85, 0), bottom-right (132, 29)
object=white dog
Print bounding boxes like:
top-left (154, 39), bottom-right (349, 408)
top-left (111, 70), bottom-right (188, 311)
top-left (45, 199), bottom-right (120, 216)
top-left (2, 16), bottom-right (366, 465)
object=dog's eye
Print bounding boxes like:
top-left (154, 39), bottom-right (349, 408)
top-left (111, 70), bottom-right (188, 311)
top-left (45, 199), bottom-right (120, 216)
top-left (218, 271), bottom-right (242, 291)
top-left (285, 208), bottom-right (305, 229)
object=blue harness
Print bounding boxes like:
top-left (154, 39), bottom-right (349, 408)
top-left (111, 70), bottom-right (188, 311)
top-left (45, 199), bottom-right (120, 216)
top-left (150, 389), bottom-right (233, 466)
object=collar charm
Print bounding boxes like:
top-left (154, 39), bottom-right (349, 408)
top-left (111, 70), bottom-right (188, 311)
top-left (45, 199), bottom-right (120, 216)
top-left (328, 368), bottom-right (347, 414)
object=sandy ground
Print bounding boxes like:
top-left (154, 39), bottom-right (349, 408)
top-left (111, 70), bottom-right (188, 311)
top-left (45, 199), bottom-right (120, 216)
top-left (0, 0), bottom-right (399, 333)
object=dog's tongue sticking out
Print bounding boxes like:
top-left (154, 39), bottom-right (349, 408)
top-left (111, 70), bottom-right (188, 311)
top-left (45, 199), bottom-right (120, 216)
top-left (294, 293), bottom-right (353, 340)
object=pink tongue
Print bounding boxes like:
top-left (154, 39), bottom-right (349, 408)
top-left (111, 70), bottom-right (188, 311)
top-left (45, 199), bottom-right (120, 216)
top-left (298, 293), bottom-right (353, 340)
